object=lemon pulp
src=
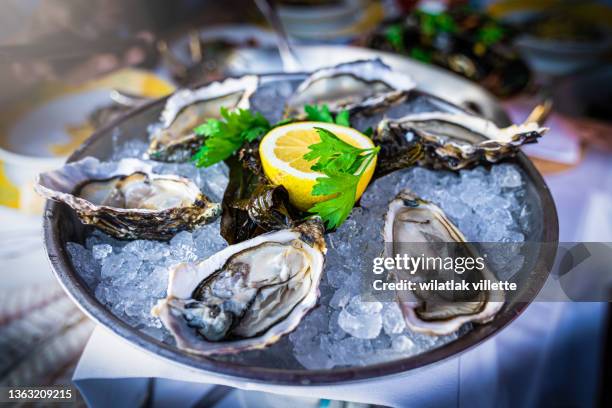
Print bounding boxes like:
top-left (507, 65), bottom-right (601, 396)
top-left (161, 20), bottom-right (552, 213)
top-left (259, 122), bottom-right (376, 211)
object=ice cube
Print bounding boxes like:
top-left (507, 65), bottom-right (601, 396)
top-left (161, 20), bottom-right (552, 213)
top-left (382, 303), bottom-right (406, 335)
top-left (92, 244), bottom-right (113, 260)
top-left (492, 163), bottom-right (523, 189)
top-left (338, 307), bottom-right (382, 339)
top-left (392, 335), bottom-right (416, 353)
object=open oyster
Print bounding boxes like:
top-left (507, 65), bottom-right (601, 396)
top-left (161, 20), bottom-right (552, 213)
top-left (153, 218), bottom-right (326, 355)
top-left (284, 59), bottom-right (415, 118)
top-left (384, 190), bottom-right (503, 335)
top-left (375, 112), bottom-right (547, 171)
top-left (148, 75), bottom-right (259, 162)
top-left (35, 157), bottom-right (220, 240)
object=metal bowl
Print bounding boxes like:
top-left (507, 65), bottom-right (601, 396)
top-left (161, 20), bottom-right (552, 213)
top-left (42, 62), bottom-right (558, 386)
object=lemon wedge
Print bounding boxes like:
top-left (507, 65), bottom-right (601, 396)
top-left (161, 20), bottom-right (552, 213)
top-left (259, 121), bottom-right (377, 211)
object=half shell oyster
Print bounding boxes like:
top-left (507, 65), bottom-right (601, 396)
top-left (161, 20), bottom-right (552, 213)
top-left (375, 112), bottom-right (548, 171)
top-left (148, 75), bottom-right (259, 162)
top-left (383, 190), bottom-right (503, 335)
top-left (284, 59), bottom-right (415, 118)
top-left (153, 218), bottom-right (326, 355)
top-left (35, 157), bottom-right (221, 240)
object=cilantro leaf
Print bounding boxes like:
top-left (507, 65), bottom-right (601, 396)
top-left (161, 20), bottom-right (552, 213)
top-left (309, 171), bottom-right (359, 229)
top-left (194, 118), bottom-right (222, 138)
top-left (304, 104), bottom-right (351, 126)
top-left (192, 108), bottom-right (270, 167)
top-left (242, 125), bottom-right (269, 142)
top-left (304, 127), bottom-right (368, 173)
top-left (304, 127), bottom-right (380, 229)
top-left (305, 104), bottom-right (334, 123)
top-left (334, 110), bottom-right (350, 127)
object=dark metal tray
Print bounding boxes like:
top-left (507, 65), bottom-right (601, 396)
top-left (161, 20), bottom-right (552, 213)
top-left (42, 63), bottom-right (558, 386)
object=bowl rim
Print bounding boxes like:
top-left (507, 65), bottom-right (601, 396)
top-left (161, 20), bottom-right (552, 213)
top-left (42, 73), bottom-right (559, 386)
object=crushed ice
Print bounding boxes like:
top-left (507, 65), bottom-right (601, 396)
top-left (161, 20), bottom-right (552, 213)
top-left (289, 163), bottom-right (529, 369)
top-left (67, 147), bottom-right (530, 368)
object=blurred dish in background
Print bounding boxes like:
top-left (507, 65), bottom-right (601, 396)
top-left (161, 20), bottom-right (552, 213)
top-left (223, 44), bottom-right (509, 123)
top-left (160, 25), bottom-right (277, 86)
top-left (276, 0), bottom-right (384, 42)
top-left (0, 68), bottom-right (174, 214)
top-left (490, 0), bottom-right (612, 77)
top-left (364, 5), bottom-right (531, 97)
top-left (505, 64), bottom-right (612, 174)
top-left (552, 65), bottom-right (612, 124)
top-left (505, 100), bottom-right (582, 174)
top-left (551, 65), bottom-right (612, 154)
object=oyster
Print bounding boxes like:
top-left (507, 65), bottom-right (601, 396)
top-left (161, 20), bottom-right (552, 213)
top-left (284, 59), bottom-right (415, 118)
top-left (35, 157), bottom-right (220, 240)
top-left (153, 218), bottom-right (326, 355)
top-left (220, 155), bottom-right (301, 245)
top-left (375, 112), bottom-right (548, 171)
top-left (148, 75), bottom-right (259, 162)
top-left (383, 190), bottom-right (503, 335)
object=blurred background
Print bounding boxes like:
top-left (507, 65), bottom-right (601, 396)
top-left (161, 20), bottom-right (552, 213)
top-left (0, 0), bottom-right (611, 407)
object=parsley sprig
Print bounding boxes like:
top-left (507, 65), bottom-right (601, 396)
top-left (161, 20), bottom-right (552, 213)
top-left (306, 127), bottom-right (379, 229)
top-left (304, 104), bottom-right (350, 127)
top-left (190, 104), bottom-right (380, 229)
top-left (192, 104), bottom-right (351, 168)
top-left (192, 107), bottom-right (271, 167)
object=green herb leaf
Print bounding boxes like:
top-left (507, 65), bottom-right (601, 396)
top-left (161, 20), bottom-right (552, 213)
top-left (410, 47), bottom-right (432, 63)
top-left (242, 125), bottom-right (269, 142)
top-left (334, 110), bottom-right (351, 127)
top-left (385, 23), bottom-right (405, 53)
top-left (417, 10), bottom-right (457, 37)
top-left (192, 107), bottom-right (271, 167)
top-left (308, 171), bottom-right (359, 229)
top-left (478, 24), bottom-right (505, 46)
top-left (272, 118), bottom-right (294, 128)
top-left (304, 104), bottom-right (351, 126)
top-left (304, 127), bottom-right (380, 229)
top-left (304, 127), bottom-right (370, 173)
top-left (304, 104), bottom-right (334, 123)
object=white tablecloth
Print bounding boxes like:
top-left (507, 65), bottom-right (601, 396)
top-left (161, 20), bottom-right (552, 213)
top-left (72, 301), bottom-right (607, 407)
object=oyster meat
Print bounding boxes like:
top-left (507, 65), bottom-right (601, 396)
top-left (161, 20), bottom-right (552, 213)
top-left (284, 59), bottom-right (415, 118)
top-left (375, 112), bottom-right (547, 171)
top-left (383, 190), bottom-right (503, 335)
top-left (36, 157), bottom-right (220, 240)
top-left (148, 75), bottom-right (259, 162)
top-left (153, 218), bottom-right (326, 355)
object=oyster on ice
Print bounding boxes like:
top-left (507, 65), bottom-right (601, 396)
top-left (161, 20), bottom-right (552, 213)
top-left (383, 190), bottom-right (503, 335)
top-left (153, 218), bottom-right (326, 355)
top-left (148, 75), bottom-right (259, 162)
top-left (375, 112), bottom-right (548, 171)
top-left (284, 59), bottom-right (415, 118)
top-left (35, 157), bottom-right (220, 240)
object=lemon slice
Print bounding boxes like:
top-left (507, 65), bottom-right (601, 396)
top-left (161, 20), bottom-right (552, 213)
top-left (259, 121), bottom-right (377, 211)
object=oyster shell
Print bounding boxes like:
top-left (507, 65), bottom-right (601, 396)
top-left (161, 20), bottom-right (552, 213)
top-left (375, 112), bottom-right (548, 171)
top-left (221, 155), bottom-right (301, 245)
top-left (153, 218), bottom-right (326, 355)
top-left (284, 59), bottom-right (415, 118)
top-left (35, 157), bottom-right (220, 240)
top-left (383, 190), bottom-right (503, 335)
top-left (148, 75), bottom-right (259, 162)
